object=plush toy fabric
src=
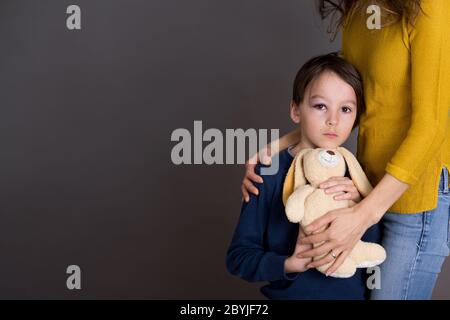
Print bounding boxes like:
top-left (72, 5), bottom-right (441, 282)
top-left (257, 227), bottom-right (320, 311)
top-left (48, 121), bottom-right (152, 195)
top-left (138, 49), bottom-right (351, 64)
top-left (282, 147), bottom-right (386, 278)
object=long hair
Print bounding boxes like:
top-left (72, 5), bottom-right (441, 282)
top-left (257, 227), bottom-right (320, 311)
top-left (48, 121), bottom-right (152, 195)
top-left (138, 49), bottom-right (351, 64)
top-left (317, 0), bottom-right (422, 40)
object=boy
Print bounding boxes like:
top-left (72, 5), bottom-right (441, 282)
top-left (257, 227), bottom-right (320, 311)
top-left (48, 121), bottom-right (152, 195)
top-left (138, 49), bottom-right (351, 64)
top-left (226, 53), bottom-right (381, 300)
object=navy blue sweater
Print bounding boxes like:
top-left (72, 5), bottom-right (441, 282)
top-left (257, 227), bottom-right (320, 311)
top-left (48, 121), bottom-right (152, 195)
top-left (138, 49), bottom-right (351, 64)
top-left (226, 149), bottom-right (382, 300)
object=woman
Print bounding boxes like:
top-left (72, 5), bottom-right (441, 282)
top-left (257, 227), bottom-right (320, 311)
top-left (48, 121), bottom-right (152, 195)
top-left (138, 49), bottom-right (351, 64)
top-left (242, 0), bottom-right (450, 299)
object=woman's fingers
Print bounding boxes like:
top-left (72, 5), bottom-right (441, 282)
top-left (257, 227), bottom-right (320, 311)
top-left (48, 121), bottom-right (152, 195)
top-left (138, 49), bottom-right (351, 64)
top-left (319, 177), bottom-right (361, 202)
top-left (304, 211), bottom-right (337, 234)
top-left (241, 150), bottom-right (268, 201)
top-left (334, 192), bottom-right (355, 200)
top-left (320, 176), bottom-right (349, 187)
top-left (325, 250), bottom-right (350, 276)
top-left (296, 241), bottom-right (334, 258)
top-left (321, 178), bottom-right (354, 192)
top-left (297, 227), bottom-right (307, 240)
top-left (246, 169), bottom-right (263, 184)
top-left (241, 185), bottom-right (250, 203)
top-left (324, 184), bottom-right (355, 195)
top-left (329, 187), bottom-right (360, 201)
top-left (305, 253), bottom-right (335, 269)
top-left (243, 178), bottom-right (259, 196)
top-left (298, 231), bottom-right (329, 245)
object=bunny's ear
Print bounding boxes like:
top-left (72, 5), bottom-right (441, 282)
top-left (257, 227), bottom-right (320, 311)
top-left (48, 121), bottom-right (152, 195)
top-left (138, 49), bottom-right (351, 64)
top-left (282, 148), bottom-right (311, 205)
top-left (337, 147), bottom-right (373, 198)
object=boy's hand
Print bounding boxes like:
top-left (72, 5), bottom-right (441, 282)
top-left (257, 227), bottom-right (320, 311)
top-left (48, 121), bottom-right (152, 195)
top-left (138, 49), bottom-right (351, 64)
top-left (319, 176), bottom-right (362, 202)
top-left (284, 227), bottom-right (313, 273)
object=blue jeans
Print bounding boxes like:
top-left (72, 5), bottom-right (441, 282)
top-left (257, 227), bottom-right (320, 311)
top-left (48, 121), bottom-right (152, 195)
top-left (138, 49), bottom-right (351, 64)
top-left (371, 167), bottom-right (450, 300)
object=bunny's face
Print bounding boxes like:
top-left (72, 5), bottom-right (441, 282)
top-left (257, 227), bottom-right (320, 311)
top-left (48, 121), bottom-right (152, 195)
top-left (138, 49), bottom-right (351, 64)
top-left (302, 148), bottom-right (346, 187)
top-left (283, 146), bottom-right (372, 205)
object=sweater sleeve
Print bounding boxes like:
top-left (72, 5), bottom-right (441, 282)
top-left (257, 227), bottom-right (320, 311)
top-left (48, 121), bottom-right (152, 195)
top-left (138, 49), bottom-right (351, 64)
top-left (385, 0), bottom-right (450, 185)
top-left (226, 165), bottom-right (298, 283)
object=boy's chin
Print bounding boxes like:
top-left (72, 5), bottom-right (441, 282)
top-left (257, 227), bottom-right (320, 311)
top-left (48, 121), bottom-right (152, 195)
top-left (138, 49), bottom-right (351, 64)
top-left (314, 141), bottom-right (341, 150)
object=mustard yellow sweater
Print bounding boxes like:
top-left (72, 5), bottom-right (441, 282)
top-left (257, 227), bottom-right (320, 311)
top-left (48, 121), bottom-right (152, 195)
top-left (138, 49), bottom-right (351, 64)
top-left (341, 0), bottom-right (450, 213)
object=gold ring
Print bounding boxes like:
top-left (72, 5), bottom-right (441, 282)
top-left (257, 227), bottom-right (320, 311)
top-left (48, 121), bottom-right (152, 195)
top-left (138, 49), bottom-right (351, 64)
top-left (330, 250), bottom-right (337, 259)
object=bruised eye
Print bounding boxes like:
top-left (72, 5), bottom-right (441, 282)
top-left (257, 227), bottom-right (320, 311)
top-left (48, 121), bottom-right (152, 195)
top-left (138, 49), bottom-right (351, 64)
top-left (313, 104), bottom-right (327, 111)
top-left (341, 106), bottom-right (353, 113)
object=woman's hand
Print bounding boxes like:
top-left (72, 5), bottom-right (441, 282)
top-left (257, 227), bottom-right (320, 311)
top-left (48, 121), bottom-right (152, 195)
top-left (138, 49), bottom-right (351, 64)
top-left (298, 173), bottom-right (410, 275)
top-left (241, 127), bottom-right (302, 202)
top-left (284, 227), bottom-right (313, 273)
top-left (241, 149), bottom-right (271, 202)
top-left (296, 202), bottom-right (373, 276)
top-left (319, 176), bottom-right (362, 202)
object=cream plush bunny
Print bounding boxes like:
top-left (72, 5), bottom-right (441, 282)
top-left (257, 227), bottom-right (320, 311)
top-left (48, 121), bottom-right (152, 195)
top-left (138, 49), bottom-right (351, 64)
top-left (282, 147), bottom-right (386, 278)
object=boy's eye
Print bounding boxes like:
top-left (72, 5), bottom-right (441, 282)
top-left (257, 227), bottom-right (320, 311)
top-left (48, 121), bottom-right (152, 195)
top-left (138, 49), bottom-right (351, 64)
top-left (341, 106), bottom-right (353, 113)
top-left (313, 104), bottom-right (327, 110)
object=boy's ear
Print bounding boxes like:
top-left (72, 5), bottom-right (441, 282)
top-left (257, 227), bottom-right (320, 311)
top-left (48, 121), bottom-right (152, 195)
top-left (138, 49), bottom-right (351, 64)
top-left (290, 100), bottom-right (301, 124)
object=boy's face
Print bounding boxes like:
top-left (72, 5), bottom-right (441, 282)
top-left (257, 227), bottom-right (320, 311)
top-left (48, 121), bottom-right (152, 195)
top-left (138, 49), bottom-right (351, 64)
top-left (290, 70), bottom-right (357, 149)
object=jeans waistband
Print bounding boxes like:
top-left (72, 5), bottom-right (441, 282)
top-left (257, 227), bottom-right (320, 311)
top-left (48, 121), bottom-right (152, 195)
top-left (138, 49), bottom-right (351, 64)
top-left (439, 166), bottom-right (449, 193)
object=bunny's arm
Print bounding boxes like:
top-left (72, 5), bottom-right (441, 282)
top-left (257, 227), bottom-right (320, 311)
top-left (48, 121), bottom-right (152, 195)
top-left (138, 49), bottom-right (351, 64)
top-left (285, 185), bottom-right (315, 223)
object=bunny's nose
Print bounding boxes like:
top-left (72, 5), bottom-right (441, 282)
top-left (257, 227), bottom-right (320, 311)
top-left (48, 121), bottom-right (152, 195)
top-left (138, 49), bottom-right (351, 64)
top-left (326, 150), bottom-right (335, 155)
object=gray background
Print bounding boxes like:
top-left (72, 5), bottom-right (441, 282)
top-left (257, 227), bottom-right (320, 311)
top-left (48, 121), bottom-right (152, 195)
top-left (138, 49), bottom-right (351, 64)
top-left (0, 0), bottom-right (448, 299)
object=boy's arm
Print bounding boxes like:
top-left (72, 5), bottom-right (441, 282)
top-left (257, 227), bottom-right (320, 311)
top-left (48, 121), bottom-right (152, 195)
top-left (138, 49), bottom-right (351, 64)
top-left (226, 166), bottom-right (300, 283)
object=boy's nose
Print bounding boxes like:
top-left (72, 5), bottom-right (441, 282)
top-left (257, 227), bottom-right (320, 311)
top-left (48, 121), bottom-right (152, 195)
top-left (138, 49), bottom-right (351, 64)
top-left (326, 118), bottom-right (337, 126)
top-left (326, 113), bottom-right (339, 126)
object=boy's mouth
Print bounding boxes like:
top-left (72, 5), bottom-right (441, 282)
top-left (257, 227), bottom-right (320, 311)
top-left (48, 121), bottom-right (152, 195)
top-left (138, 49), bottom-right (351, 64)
top-left (323, 132), bottom-right (338, 138)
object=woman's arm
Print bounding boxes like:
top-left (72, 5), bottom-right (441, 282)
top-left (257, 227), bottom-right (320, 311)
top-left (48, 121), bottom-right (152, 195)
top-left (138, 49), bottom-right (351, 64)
top-left (297, 173), bottom-right (409, 275)
top-left (355, 173), bottom-right (410, 225)
top-left (383, 0), bottom-right (450, 186)
top-left (242, 127), bottom-right (301, 202)
top-left (268, 126), bottom-right (302, 161)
